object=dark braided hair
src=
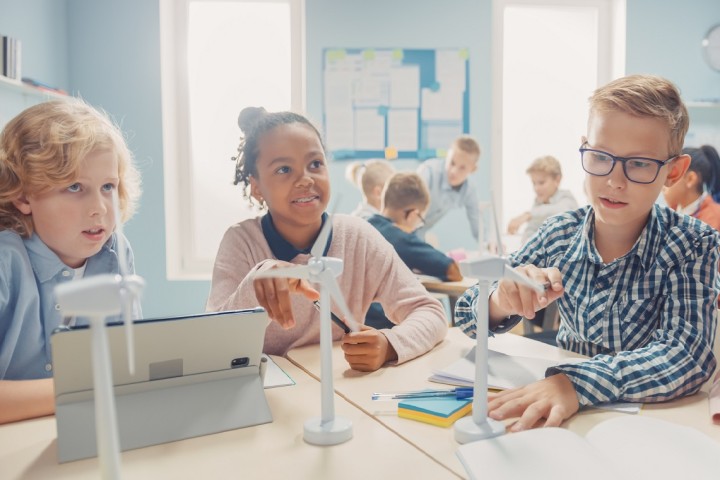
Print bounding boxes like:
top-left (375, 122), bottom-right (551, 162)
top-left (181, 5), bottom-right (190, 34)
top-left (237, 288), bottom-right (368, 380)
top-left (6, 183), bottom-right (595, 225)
top-left (682, 145), bottom-right (720, 200)
top-left (231, 107), bottom-right (325, 198)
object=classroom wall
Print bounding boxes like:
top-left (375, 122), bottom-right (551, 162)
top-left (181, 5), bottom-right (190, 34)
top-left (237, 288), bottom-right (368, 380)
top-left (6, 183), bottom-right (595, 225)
top-left (3, 0), bottom-right (720, 318)
top-left (64, 0), bottom-right (210, 318)
top-left (626, 0), bottom-right (720, 147)
top-left (0, 0), bottom-right (69, 90)
top-left (306, 0), bottom-right (492, 250)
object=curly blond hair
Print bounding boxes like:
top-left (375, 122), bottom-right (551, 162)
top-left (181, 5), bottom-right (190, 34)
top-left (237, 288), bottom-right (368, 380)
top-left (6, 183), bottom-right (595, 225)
top-left (0, 99), bottom-right (141, 237)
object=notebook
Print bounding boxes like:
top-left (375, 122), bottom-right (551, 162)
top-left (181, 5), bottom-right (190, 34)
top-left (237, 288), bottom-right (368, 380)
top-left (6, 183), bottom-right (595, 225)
top-left (456, 415), bottom-right (720, 480)
top-left (51, 309), bottom-right (273, 462)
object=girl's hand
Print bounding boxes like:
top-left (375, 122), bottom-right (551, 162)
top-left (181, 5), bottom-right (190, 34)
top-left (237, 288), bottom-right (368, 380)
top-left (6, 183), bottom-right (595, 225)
top-left (340, 325), bottom-right (398, 372)
top-left (490, 264), bottom-right (564, 323)
top-left (253, 260), bottom-right (319, 329)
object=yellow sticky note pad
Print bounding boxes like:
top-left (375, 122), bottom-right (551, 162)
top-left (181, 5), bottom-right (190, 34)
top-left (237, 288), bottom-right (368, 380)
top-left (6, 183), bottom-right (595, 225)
top-left (459, 48), bottom-right (469, 60)
top-left (398, 398), bottom-right (472, 428)
top-left (363, 49), bottom-right (376, 60)
top-left (384, 147), bottom-right (398, 160)
top-left (392, 49), bottom-right (403, 60)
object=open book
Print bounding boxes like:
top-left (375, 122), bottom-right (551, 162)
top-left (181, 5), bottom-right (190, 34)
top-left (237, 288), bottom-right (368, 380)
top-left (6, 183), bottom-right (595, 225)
top-left (431, 346), bottom-right (640, 413)
top-left (429, 346), bottom-right (560, 389)
top-left (456, 416), bottom-right (720, 480)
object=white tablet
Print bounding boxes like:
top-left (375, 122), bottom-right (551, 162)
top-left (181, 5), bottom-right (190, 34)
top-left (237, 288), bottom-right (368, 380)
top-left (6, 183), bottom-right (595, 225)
top-left (51, 308), bottom-right (272, 462)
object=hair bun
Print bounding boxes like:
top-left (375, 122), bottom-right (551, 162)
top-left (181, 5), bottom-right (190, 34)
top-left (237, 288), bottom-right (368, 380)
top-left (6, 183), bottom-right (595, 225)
top-left (238, 106), bottom-right (267, 133)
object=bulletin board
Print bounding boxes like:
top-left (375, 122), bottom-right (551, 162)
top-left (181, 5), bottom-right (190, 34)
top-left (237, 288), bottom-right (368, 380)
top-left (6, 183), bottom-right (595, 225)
top-left (322, 48), bottom-right (469, 160)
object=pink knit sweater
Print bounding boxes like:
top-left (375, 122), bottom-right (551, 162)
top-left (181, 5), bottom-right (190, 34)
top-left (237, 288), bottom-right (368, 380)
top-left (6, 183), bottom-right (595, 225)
top-left (206, 214), bottom-right (447, 363)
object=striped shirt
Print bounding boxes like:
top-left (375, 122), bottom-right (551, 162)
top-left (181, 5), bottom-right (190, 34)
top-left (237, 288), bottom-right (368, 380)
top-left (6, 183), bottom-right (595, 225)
top-left (455, 204), bottom-right (720, 407)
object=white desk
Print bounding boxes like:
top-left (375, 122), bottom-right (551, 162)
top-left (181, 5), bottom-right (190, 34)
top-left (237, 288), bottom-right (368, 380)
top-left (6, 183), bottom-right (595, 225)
top-left (0, 356), bottom-right (457, 480)
top-left (287, 328), bottom-right (720, 478)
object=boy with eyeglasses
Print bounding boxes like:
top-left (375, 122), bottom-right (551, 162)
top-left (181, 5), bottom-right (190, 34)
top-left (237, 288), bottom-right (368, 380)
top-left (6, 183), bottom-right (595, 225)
top-left (455, 74), bottom-right (720, 431)
top-left (368, 172), bottom-right (462, 282)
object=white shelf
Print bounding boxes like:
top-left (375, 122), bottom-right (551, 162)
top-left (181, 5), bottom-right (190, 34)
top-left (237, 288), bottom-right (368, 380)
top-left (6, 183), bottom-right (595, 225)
top-left (686, 100), bottom-right (720, 108)
top-left (0, 75), bottom-right (68, 100)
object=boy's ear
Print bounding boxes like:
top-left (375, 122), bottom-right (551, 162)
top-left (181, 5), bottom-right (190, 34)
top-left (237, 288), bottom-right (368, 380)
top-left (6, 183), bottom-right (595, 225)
top-left (664, 154), bottom-right (691, 187)
top-left (470, 161), bottom-right (478, 173)
top-left (12, 195), bottom-right (32, 215)
top-left (371, 184), bottom-right (384, 198)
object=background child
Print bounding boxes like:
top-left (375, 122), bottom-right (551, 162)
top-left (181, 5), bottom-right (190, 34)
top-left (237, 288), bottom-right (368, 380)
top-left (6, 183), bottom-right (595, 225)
top-left (368, 172), bottom-right (461, 281)
top-left (206, 107), bottom-right (447, 372)
top-left (506, 155), bottom-right (579, 243)
top-left (416, 135), bottom-right (480, 241)
top-left (345, 159), bottom-right (395, 220)
top-left (663, 145), bottom-right (720, 231)
top-left (455, 75), bottom-right (719, 431)
top-left (0, 99), bottom-right (142, 424)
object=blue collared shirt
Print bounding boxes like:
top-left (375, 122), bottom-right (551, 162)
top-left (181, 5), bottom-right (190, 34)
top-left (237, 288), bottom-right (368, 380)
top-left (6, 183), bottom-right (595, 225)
top-left (455, 204), bottom-right (720, 406)
top-left (416, 158), bottom-right (480, 240)
top-left (261, 212), bottom-right (332, 261)
top-left (0, 230), bottom-right (140, 380)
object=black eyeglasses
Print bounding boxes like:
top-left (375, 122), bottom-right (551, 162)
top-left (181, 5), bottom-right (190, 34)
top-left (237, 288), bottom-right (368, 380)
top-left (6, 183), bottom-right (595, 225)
top-left (579, 143), bottom-right (678, 184)
top-left (404, 209), bottom-right (426, 228)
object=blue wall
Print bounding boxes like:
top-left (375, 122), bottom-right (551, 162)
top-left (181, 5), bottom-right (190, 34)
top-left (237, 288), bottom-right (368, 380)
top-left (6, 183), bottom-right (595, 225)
top-left (0, 0), bottom-right (69, 90)
top-left (2, 0), bottom-right (720, 317)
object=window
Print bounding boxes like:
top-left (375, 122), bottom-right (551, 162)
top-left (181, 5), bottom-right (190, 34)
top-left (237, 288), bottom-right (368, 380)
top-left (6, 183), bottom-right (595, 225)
top-left (160, 0), bottom-right (305, 279)
top-left (492, 0), bottom-right (625, 245)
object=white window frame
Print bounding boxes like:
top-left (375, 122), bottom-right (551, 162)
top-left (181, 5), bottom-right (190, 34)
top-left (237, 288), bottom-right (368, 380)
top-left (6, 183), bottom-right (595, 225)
top-left (159, 0), bottom-right (305, 280)
top-left (491, 0), bottom-right (625, 223)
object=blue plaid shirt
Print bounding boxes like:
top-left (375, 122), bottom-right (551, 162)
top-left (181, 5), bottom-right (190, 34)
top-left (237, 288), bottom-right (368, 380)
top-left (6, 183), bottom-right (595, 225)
top-left (455, 204), bottom-right (720, 407)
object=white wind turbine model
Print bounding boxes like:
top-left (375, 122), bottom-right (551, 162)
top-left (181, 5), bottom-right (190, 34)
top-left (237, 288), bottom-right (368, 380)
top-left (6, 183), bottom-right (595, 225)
top-left (54, 191), bottom-right (144, 479)
top-left (454, 195), bottom-right (545, 444)
top-left (254, 212), bottom-right (359, 446)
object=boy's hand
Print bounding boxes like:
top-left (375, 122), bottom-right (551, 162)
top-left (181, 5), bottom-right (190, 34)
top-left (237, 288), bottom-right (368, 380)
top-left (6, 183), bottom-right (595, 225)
top-left (340, 325), bottom-right (397, 372)
top-left (253, 260), bottom-right (320, 329)
top-left (487, 374), bottom-right (580, 431)
top-left (507, 212), bottom-right (530, 235)
top-left (490, 264), bottom-right (564, 322)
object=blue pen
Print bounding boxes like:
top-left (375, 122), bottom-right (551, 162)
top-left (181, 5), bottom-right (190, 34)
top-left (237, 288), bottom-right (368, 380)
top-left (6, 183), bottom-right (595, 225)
top-left (371, 387), bottom-right (474, 401)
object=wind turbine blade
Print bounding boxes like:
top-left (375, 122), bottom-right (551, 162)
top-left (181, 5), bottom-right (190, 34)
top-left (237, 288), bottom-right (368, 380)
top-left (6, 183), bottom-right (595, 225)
top-left (121, 289), bottom-right (135, 375)
top-left (504, 266), bottom-right (546, 294)
top-left (489, 190), bottom-right (505, 258)
top-left (319, 270), bottom-right (359, 332)
top-left (254, 265), bottom-right (311, 281)
top-left (311, 214), bottom-right (333, 260)
top-left (311, 196), bottom-right (341, 259)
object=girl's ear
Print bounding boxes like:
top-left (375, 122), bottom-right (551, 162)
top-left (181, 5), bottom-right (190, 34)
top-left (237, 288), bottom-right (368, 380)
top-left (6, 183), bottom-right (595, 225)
top-left (664, 154), bottom-right (691, 187)
top-left (248, 175), bottom-right (264, 203)
top-left (12, 195), bottom-right (32, 215)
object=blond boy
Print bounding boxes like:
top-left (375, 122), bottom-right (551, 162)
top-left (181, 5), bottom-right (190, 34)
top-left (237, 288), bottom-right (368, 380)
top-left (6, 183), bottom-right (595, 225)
top-left (456, 75), bottom-right (719, 430)
top-left (416, 135), bottom-right (480, 240)
top-left (507, 155), bottom-right (578, 243)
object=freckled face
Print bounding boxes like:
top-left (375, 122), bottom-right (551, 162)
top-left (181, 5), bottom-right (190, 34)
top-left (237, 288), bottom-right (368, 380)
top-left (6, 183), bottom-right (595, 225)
top-left (14, 150), bottom-right (119, 268)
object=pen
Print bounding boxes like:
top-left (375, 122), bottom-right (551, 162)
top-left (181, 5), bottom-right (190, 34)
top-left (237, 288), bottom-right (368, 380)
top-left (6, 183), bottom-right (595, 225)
top-left (313, 300), bottom-right (351, 334)
top-left (371, 387), bottom-right (474, 401)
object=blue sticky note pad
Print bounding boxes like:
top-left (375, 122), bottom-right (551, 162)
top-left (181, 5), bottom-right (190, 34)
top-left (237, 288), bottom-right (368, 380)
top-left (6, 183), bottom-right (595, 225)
top-left (399, 398), bottom-right (471, 418)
